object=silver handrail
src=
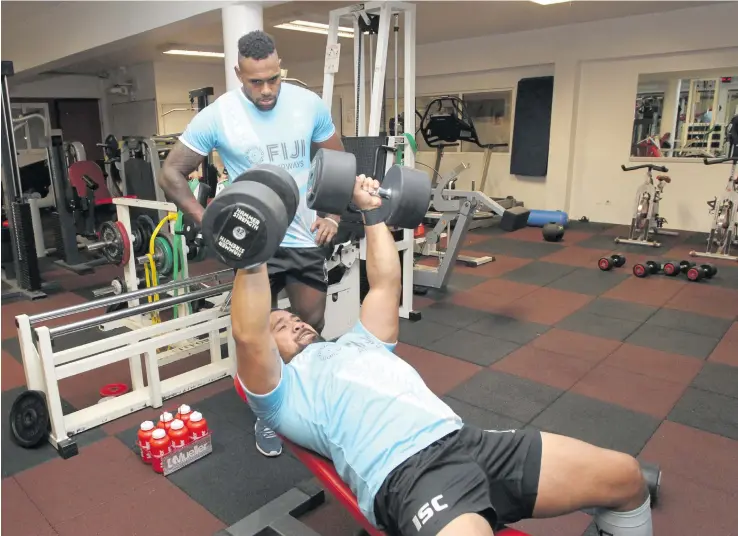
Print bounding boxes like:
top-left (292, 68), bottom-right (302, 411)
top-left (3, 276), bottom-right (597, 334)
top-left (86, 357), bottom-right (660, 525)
top-left (47, 282), bottom-right (233, 339)
top-left (27, 269), bottom-right (233, 325)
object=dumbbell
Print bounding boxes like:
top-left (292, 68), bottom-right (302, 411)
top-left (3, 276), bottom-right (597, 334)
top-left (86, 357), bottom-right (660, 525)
top-left (661, 260), bottom-right (695, 277)
top-left (632, 260), bottom-right (661, 278)
top-left (598, 254), bottom-right (626, 271)
top-left (686, 263), bottom-right (718, 282)
top-left (201, 164), bottom-right (299, 269)
top-left (306, 148), bottom-right (431, 229)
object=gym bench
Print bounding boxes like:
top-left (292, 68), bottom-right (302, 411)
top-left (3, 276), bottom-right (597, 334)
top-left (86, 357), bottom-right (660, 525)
top-left (230, 378), bottom-right (531, 536)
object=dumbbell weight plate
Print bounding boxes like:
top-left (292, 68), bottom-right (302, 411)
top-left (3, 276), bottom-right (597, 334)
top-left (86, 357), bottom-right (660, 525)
top-left (381, 165), bottom-right (432, 229)
top-left (153, 233), bottom-right (175, 276)
top-left (136, 215), bottom-right (156, 251)
top-left (613, 255), bottom-right (626, 268)
top-left (233, 164), bottom-right (299, 224)
top-left (202, 180), bottom-right (290, 269)
top-left (306, 149), bottom-right (357, 215)
top-left (662, 261), bottom-right (680, 276)
top-left (99, 221), bottom-right (130, 266)
top-left (131, 222), bottom-right (145, 255)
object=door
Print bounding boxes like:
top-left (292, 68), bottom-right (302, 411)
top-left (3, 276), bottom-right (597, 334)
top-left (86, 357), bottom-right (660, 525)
top-left (56, 99), bottom-right (104, 161)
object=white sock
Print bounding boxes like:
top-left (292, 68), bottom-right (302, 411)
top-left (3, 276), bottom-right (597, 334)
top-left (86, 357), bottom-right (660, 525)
top-left (592, 496), bottom-right (652, 536)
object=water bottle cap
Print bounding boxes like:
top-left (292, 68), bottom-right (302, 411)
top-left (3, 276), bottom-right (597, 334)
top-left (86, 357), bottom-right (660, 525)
top-left (178, 404), bottom-right (191, 414)
top-left (170, 419), bottom-right (185, 430)
top-left (189, 411), bottom-right (203, 422)
top-left (160, 412), bottom-right (173, 422)
top-left (152, 428), bottom-right (167, 439)
top-left (140, 420), bottom-right (155, 431)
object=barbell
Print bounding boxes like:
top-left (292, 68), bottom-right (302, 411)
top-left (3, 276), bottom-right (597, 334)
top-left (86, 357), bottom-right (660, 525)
top-left (201, 149), bottom-right (432, 270)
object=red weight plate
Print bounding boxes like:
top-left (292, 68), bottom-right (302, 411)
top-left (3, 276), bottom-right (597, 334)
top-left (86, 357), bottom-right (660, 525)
top-left (115, 221), bottom-right (131, 266)
top-left (99, 383), bottom-right (130, 397)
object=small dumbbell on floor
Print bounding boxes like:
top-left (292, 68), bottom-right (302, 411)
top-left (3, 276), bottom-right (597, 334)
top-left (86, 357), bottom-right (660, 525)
top-left (686, 263), bottom-right (718, 282)
top-left (632, 260), bottom-right (661, 278)
top-left (598, 254), bottom-right (626, 271)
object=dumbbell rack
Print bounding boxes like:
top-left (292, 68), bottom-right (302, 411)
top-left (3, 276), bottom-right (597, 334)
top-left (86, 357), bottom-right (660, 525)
top-left (14, 277), bottom-right (236, 458)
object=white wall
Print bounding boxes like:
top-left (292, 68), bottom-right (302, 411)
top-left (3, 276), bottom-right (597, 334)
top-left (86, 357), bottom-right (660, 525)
top-left (105, 62), bottom-right (158, 138)
top-left (154, 61), bottom-right (227, 135)
top-left (2, 2), bottom-right (231, 76)
top-left (288, 2), bottom-right (738, 231)
top-left (9, 75), bottom-right (104, 100)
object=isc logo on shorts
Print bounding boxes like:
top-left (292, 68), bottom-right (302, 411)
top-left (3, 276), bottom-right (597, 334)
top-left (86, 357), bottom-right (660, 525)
top-left (412, 495), bottom-right (448, 531)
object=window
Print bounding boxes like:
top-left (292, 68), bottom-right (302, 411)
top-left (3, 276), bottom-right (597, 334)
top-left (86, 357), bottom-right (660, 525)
top-left (461, 91), bottom-right (512, 153)
top-left (11, 102), bottom-right (50, 151)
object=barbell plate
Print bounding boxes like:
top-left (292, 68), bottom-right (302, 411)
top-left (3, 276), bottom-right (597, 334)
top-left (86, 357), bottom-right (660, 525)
top-left (383, 166), bottom-right (432, 229)
top-left (9, 390), bottom-right (50, 448)
top-left (233, 165), bottom-right (299, 224)
top-left (131, 222), bottom-right (145, 255)
top-left (202, 180), bottom-right (289, 269)
top-left (136, 215), bottom-right (155, 250)
top-left (99, 221), bottom-right (130, 266)
top-left (306, 149), bottom-right (356, 215)
top-left (154, 233), bottom-right (174, 276)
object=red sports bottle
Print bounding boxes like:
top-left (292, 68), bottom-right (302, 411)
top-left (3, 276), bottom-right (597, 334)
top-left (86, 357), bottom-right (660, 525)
top-left (157, 411), bottom-right (174, 431)
top-left (150, 428), bottom-right (172, 474)
top-left (168, 419), bottom-right (190, 449)
top-left (186, 411), bottom-right (209, 441)
top-left (175, 404), bottom-right (192, 425)
top-left (137, 420), bottom-right (155, 464)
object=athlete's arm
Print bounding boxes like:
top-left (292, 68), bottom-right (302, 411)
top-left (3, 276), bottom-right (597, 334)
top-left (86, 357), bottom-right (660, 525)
top-left (161, 106), bottom-right (219, 225)
top-left (231, 265), bottom-right (282, 395)
top-left (160, 142), bottom-right (206, 224)
top-left (354, 177), bottom-right (401, 344)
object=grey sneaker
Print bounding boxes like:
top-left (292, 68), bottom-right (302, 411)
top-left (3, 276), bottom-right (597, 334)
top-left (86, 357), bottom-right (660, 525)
top-left (254, 418), bottom-right (282, 457)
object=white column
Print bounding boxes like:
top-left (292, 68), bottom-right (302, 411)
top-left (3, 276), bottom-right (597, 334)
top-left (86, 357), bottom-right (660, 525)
top-left (221, 2), bottom-right (264, 92)
top-left (661, 78), bottom-right (681, 137)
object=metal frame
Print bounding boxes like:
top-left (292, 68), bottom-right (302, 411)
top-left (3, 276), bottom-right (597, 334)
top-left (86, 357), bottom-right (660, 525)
top-left (323, 2), bottom-right (418, 320)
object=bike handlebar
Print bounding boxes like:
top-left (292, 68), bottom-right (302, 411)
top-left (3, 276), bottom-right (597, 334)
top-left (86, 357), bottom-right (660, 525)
top-left (621, 164), bottom-right (668, 173)
top-left (703, 156), bottom-right (738, 165)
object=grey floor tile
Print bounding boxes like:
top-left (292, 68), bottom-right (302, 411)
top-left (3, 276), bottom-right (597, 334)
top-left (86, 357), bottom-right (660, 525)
top-left (556, 310), bottom-right (642, 341)
top-left (531, 392), bottom-right (661, 455)
top-left (442, 396), bottom-right (525, 431)
top-left (501, 262), bottom-right (577, 286)
top-left (447, 369), bottom-right (563, 423)
top-left (468, 237), bottom-right (564, 259)
top-left (625, 324), bottom-right (720, 359)
top-left (466, 314), bottom-right (550, 345)
top-left (578, 298), bottom-right (657, 323)
top-left (668, 387), bottom-right (738, 440)
top-left (645, 308), bottom-right (733, 339)
top-left (417, 302), bottom-right (488, 330)
top-left (425, 329), bottom-right (520, 366)
top-left (398, 318), bottom-right (458, 347)
top-left (547, 268), bottom-right (629, 296)
top-left (691, 362), bottom-right (738, 398)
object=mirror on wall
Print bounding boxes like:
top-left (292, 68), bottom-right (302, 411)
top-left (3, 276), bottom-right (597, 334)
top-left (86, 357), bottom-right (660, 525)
top-left (631, 70), bottom-right (738, 159)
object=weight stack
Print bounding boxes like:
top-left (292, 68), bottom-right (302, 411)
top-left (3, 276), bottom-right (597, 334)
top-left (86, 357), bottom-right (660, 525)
top-left (10, 202), bottom-right (42, 290)
top-left (50, 212), bottom-right (66, 261)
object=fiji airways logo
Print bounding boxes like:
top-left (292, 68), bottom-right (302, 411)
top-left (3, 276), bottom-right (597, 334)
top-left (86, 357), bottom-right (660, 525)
top-left (244, 139), bottom-right (308, 171)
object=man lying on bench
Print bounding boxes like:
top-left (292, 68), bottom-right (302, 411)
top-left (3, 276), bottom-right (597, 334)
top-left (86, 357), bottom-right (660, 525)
top-left (231, 175), bottom-right (654, 536)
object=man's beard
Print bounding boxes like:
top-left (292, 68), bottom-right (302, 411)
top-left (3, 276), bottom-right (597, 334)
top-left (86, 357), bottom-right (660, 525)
top-left (297, 333), bottom-right (326, 352)
top-left (243, 88), bottom-right (279, 111)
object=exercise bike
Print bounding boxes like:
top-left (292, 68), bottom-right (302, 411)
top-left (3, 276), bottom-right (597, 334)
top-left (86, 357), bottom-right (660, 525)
top-left (689, 154), bottom-right (738, 262)
top-left (615, 163), bottom-right (678, 248)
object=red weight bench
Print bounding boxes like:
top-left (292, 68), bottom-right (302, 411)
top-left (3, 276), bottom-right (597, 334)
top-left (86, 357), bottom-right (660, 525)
top-left (231, 377), bottom-right (530, 536)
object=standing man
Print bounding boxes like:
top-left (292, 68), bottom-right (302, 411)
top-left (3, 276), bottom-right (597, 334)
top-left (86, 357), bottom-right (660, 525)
top-left (159, 30), bottom-right (344, 458)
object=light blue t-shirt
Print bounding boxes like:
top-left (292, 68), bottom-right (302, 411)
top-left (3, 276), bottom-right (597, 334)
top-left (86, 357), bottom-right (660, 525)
top-left (241, 322), bottom-right (463, 527)
top-left (179, 83), bottom-right (336, 248)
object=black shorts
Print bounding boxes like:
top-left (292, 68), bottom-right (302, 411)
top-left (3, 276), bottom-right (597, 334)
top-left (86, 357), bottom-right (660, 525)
top-left (373, 425), bottom-right (542, 536)
top-left (267, 246), bottom-right (330, 295)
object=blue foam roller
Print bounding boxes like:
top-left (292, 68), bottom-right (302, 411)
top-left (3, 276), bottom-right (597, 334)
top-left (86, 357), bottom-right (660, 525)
top-left (526, 210), bottom-right (569, 228)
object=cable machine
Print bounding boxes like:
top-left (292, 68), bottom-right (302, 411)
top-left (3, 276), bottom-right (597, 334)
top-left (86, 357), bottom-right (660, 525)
top-left (1, 60), bottom-right (57, 300)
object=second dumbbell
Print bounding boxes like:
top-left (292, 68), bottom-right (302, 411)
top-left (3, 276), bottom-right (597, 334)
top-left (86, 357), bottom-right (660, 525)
top-left (598, 254), bottom-right (626, 271)
top-left (633, 260), bottom-right (661, 278)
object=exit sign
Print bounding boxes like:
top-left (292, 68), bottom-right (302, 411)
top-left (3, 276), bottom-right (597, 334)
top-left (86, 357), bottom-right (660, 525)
top-left (722, 77), bottom-right (733, 83)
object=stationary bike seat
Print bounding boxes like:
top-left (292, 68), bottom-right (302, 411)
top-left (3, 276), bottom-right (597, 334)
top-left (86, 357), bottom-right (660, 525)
top-left (656, 175), bottom-right (671, 183)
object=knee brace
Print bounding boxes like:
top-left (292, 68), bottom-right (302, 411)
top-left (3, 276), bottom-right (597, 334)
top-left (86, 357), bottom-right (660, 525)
top-left (593, 496), bottom-right (652, 536)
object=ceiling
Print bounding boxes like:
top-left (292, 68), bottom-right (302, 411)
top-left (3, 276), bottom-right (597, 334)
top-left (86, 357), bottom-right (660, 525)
top-left (6, 1), bottom-right (716, 80)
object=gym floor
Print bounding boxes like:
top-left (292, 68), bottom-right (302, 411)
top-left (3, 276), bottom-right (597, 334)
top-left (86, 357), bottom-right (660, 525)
top-left (2, 220), bottom-right (737, 536)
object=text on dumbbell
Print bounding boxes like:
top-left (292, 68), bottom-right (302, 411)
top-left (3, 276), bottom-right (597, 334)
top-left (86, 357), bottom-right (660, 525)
top-left (233, 208), bottom-right (261, 231)
top-left (217, 236), bottom-right (245, 258)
